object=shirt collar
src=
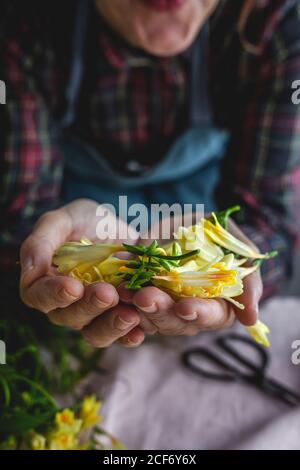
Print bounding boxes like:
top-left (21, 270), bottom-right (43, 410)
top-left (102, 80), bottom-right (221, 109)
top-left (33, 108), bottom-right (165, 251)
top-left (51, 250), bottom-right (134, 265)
top-left (97, 11), bottom-right (191, 70)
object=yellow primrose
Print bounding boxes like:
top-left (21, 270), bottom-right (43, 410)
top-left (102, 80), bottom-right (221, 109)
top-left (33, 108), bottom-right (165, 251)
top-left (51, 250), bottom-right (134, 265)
top-left (27, 432), bottom-right (46, 451)
top-left (55, 409), bottom-right (82, 434)
top-left (79, 395), bottom-right (102, 429)
top-left (246, 320), bottom-right (270, 348)
top-left (204, 214), bottom-right (268, 259)
top-left (47, 430), bottom-right (79, 450)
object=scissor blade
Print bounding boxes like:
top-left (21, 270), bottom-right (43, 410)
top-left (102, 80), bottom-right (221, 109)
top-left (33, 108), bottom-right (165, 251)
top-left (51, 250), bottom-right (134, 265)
top-left (262, 378), bottom-right (300, 407)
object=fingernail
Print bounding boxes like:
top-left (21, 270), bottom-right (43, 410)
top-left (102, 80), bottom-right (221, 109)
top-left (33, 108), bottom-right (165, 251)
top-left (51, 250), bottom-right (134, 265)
top-left (179, 312), bottom-right (198, 321)
top-left (125, 337), bottom-right (139, 346)
top-left (61, 289), bottom-right (79, 301)
top-left (136, 303), bottom-right (157, 313)
top-left (95, 299), bottom-right (111, 309)
top-left (86, 291), bottom-right (111, 308)
top-left (114, 316), bottom-right (136, 331)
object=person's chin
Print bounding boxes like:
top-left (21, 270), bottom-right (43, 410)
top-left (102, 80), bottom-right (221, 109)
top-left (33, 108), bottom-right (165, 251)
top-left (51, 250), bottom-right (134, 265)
top-left (138, 25), bottom-right (197, 56)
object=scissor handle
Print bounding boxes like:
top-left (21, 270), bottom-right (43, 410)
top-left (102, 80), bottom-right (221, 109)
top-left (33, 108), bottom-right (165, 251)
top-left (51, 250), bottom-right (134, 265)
top-left (182, 347), bottom-right (239, 382)
top-left (182, 334), bottom-right (300, 407)
top-left (216, 333), bottom-right (269, 377)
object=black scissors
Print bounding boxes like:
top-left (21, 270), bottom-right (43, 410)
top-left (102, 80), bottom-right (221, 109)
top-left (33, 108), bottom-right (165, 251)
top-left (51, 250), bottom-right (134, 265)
top-left (182, 333), bottom-right (300, 407)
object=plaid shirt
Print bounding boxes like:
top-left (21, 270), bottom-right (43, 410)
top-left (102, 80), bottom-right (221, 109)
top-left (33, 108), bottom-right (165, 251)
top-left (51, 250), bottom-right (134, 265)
top-left (1, 0), bottom-right (300, 298)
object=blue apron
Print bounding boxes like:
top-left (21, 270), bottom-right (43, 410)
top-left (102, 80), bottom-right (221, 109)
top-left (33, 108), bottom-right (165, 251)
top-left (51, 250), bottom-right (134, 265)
top-left (59, 0), bottom-right (229, 213)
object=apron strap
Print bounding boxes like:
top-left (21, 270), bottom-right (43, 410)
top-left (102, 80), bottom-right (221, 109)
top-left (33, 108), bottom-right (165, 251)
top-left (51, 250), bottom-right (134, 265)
top-left (60, 0), bottom-right (90, 128)
top-left (189, 23), bottom-right (213, 128)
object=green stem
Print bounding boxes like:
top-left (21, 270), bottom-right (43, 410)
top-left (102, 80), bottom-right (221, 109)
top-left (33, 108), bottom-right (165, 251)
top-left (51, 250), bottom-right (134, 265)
top-left (152, 249), bottom-right (200, 260)
top-left (0, 377), bottom-right (11, 406)
top-left (13, 375), bottom-right (58, 410)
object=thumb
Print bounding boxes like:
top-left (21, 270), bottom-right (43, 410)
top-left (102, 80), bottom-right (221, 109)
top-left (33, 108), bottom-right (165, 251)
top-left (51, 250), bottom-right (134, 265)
top-left (20, 208), bottom-right (73, 287)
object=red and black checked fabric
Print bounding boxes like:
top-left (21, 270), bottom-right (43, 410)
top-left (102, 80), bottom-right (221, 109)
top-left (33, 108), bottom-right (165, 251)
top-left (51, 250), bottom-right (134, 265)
top-left (1, 0), bottom-right (300, 297)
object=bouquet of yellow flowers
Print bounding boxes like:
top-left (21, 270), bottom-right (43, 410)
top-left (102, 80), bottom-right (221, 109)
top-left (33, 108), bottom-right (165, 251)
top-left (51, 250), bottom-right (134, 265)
top-left (0, 316), bottom-right (124, 450)
top-left (53, 206), bottom-right (277, 348)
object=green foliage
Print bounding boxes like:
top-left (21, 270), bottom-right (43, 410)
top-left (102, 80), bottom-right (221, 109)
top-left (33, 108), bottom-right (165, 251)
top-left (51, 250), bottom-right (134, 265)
top-left (122, 241), bottom-right (200, 289)
top-left (0, 313), bottom-right (104, 446)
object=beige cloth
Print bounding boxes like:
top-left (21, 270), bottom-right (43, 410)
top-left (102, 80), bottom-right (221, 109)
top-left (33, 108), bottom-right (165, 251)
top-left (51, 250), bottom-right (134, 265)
top-left (89, 297), bottom-right (300, 450)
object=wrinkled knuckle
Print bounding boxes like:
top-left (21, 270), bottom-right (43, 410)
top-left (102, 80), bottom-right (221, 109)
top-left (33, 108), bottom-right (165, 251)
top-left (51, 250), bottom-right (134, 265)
top-left (81, 329), bottom-right (105, 348)
top-left (163, 324), bottom-right (186, 335)
top-left (225, 310), bottom-right (235, 328)
top-left (144, 325), bottom-right (158, 335)
top-left (196, 312), bottom-right (212, 329)
top-left (176, 325), bottom-right (189, 335)
top-left (67, 313), bottom-right (88, 331)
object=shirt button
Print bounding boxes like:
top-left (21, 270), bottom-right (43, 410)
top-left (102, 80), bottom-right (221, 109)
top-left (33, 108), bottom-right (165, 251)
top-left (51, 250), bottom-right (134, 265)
top-left (125, 160), bottom-right (146, 175)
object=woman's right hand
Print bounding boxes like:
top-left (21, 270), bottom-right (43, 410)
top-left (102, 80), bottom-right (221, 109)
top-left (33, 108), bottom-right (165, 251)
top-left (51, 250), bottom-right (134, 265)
top-left (19, 198), bottom-right (145, 347)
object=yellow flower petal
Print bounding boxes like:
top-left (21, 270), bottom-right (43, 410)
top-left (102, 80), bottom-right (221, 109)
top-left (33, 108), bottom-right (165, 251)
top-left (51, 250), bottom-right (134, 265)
top-left (204, 215), bottom-right (267, 259)
top-left (27, 432), bottom-right (46, 450)
top-left (55, 409), bottom-right (82, 434)
top-left (246, 320), bottom-right (270, 348)
top-left (53, 242), bottom-right (122, 273)
top-left (47, 431), bottom-right (79, 450)
top-left (79, 395), bottom-right (102, 430)
top-left (174, 221), bottom-right (224, 264)
top-left (154, 266), bottom-right (243, 302)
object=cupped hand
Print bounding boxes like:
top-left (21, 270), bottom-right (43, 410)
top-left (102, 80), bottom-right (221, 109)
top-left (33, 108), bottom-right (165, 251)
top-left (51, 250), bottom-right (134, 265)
top-left (20, 199), bottom-right (142, 347)
top-left (20, 205), bottom-right (263, 350)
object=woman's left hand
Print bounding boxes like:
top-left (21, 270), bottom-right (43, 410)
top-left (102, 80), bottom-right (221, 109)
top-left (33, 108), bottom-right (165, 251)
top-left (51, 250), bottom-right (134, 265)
top-left (113, 217), bottom-right (263, 347)
top-left (80, 216), bottom-right (263, 348)
top-left (115, 269), bottom-right (261, 347)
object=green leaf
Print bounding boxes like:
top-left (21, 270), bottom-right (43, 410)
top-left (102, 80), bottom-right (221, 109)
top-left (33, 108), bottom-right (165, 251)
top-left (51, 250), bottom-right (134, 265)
top-left (122, 243), bottom-right (146, 255)
top-left (0, 409), bottom-right (55, 435)
top-left (153, 249), bottom-right (200, 260)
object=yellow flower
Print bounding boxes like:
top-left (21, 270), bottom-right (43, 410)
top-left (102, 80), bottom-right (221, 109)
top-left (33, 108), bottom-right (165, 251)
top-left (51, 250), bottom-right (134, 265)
top-left (27, 432), bottom-right (46, 450)
top-left (97, 256), bottom-right (128, 285)
top-left (47, 430), bottom-right (79, 450)
top-left (51, 216), bottom-right (275, 348)
top-left (79, 395), bottom-right (102, 429)
top-left (154, 263), bottom-right (244, 308)
top-left (204, 214), bottom-right (268, 259)
top-left (55, 409), bottom-right (82, 434)
top-left (174, 221), bottom-right (224, 267)
top-left (52, 239), bottom-right (122, 284)
top-left (246, 320), bottom-right (270, 348)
